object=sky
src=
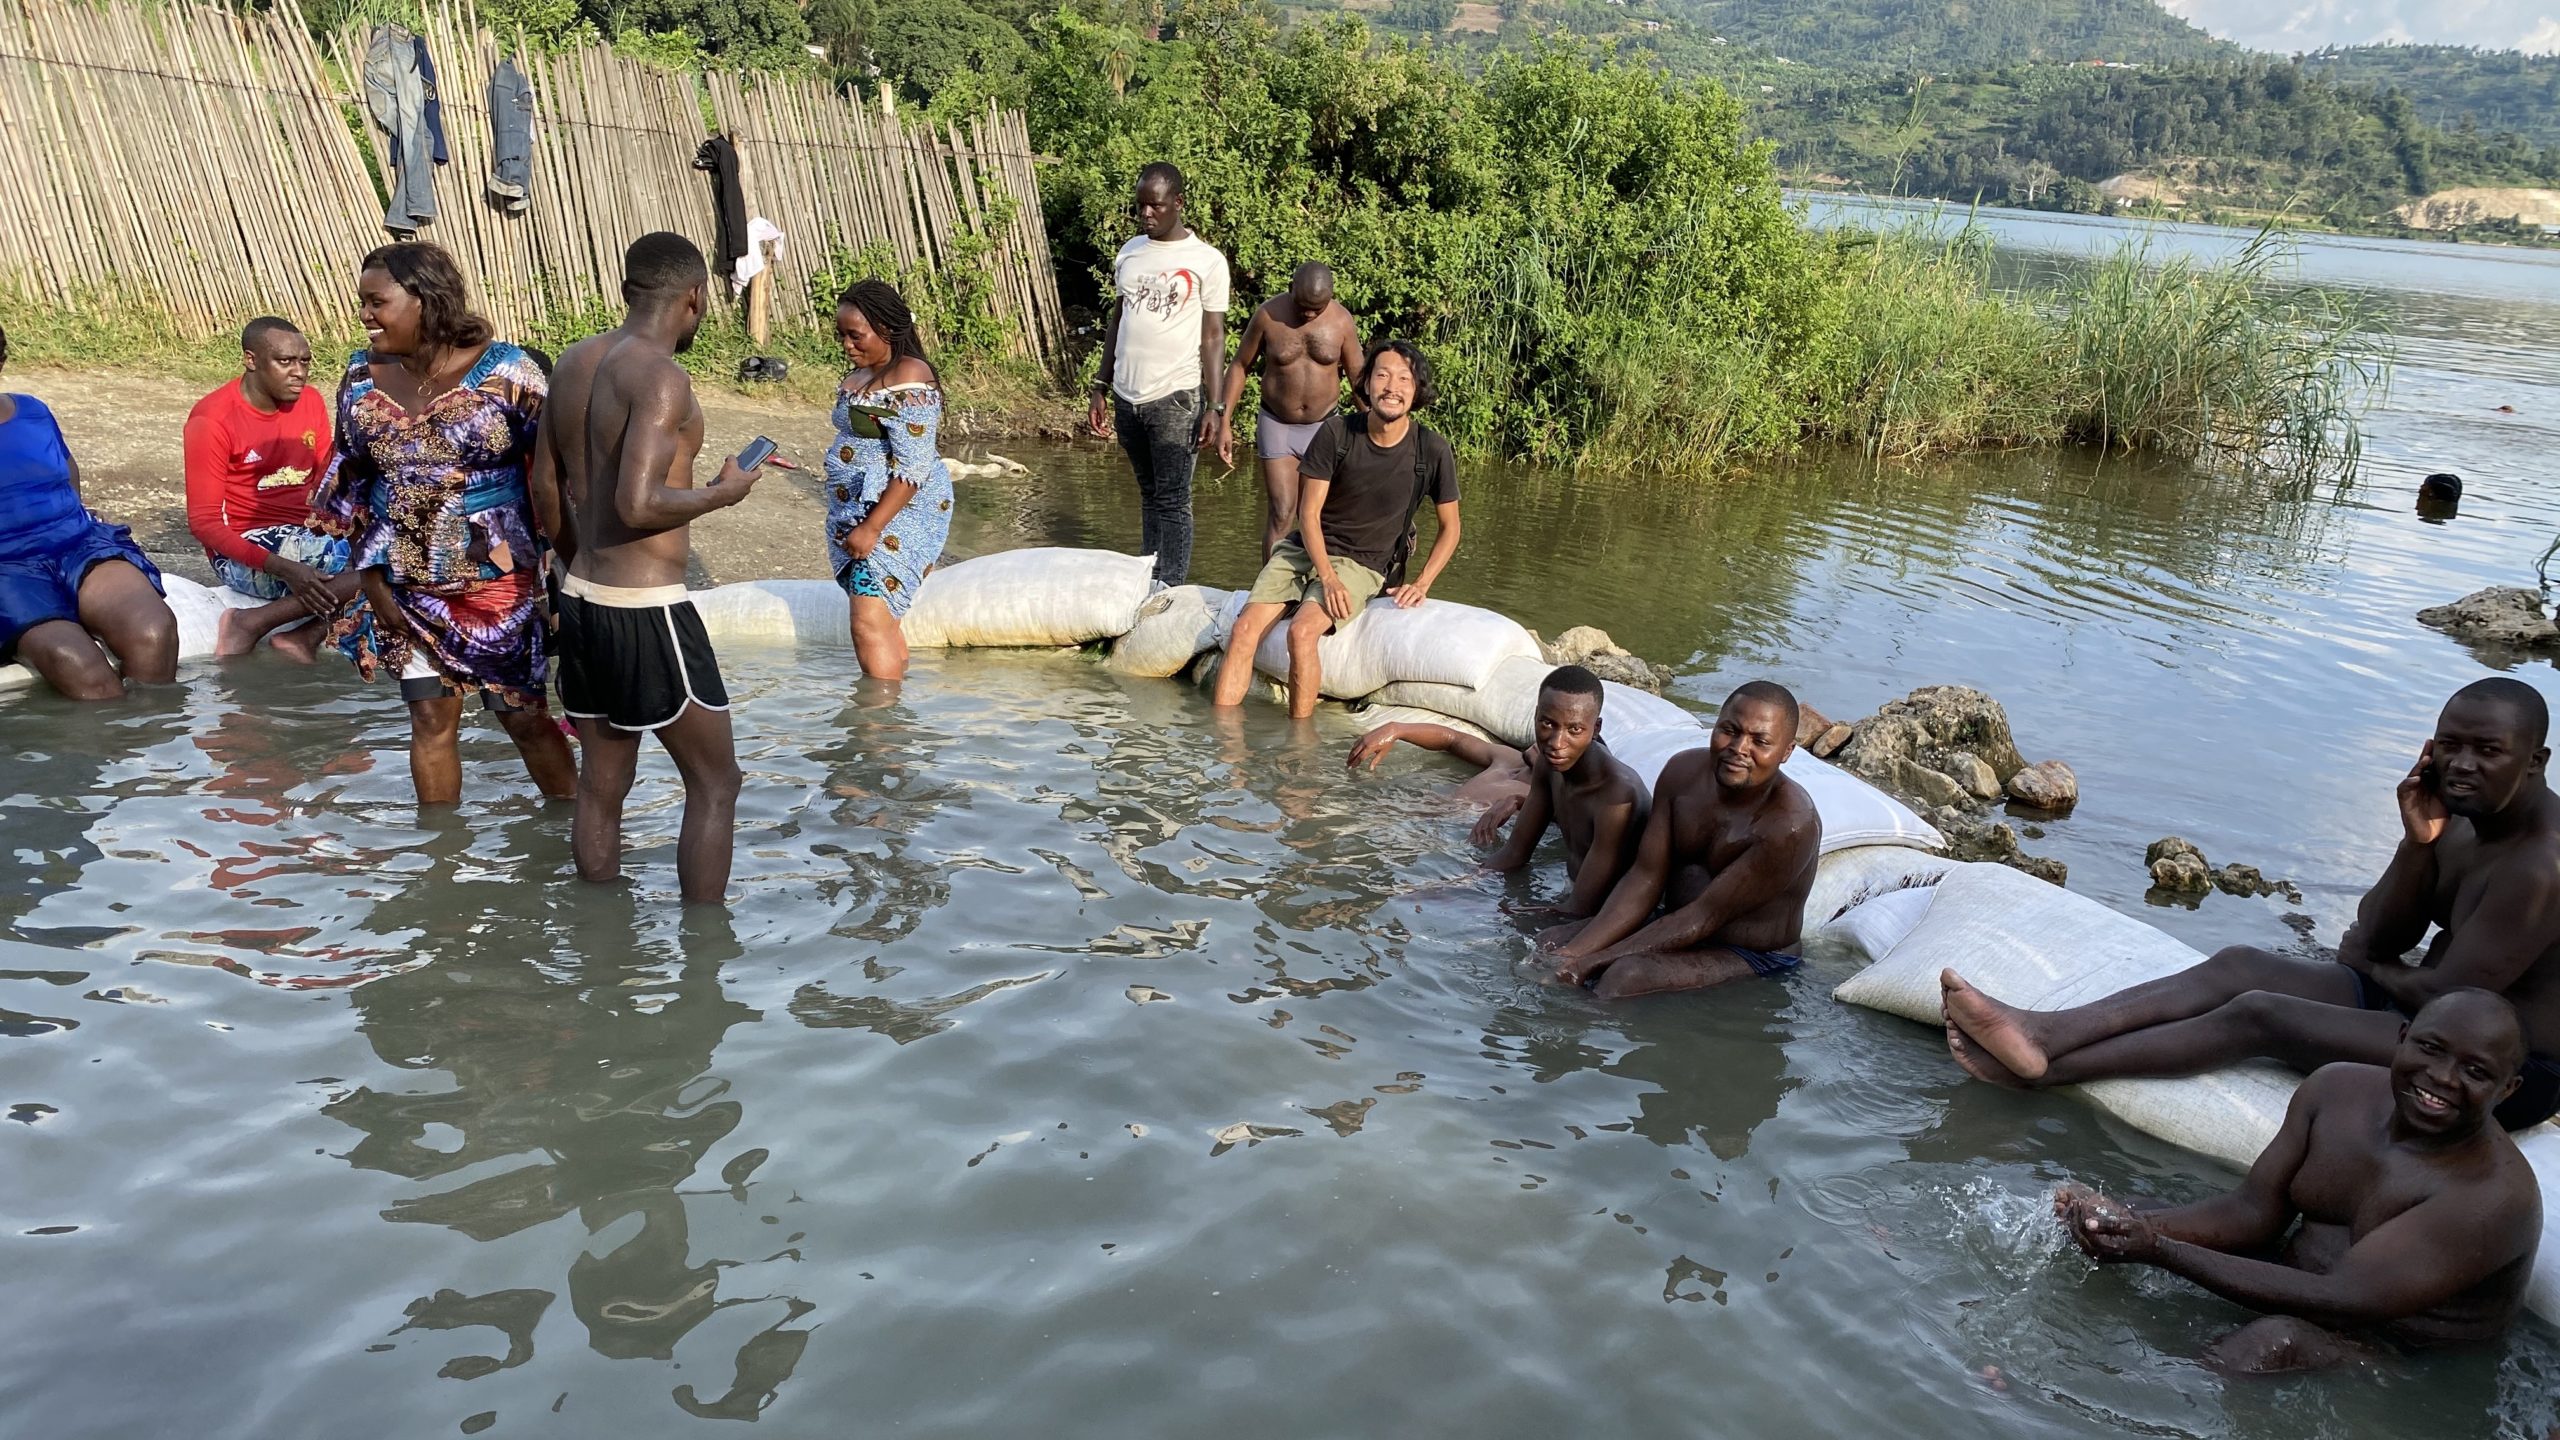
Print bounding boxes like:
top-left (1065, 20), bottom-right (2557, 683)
top-left (2164, 1), bottom-right (2560, 53)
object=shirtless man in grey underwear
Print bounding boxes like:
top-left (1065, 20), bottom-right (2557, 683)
top-left (1217, 262), bottom-right (1363, 558)
top-left (2055, 989), bottom-right (2540, 1373)
top-left (528, 232), bottom-right (769, 906)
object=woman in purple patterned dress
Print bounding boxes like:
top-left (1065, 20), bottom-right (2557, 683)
top-left (310, 242), bottom-right (575, 805)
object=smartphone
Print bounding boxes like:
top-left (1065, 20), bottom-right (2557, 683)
top-left (735, 436), bottom-right (778, 472)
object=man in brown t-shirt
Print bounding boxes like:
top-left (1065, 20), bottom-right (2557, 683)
top-left (1211, 340), bottom-right (1461, 720)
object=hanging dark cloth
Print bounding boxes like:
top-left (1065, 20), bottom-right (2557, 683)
top-left (692, 135), bottom-right (747, 277)
top-left (487, 58), bottom-right (534, 212)
top-left (412, 33), bottom-right (449, 166)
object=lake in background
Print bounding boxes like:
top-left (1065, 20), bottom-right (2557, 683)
top-left (6, 201), bottom-right (2560, 1437)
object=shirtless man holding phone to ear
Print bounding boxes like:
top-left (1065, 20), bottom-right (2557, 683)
top-left (529, 231), bottom-right (785, 906)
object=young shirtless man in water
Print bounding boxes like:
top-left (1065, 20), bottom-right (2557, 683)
top-left (1216, 262), bottom-right (1363, 558)
top-left (1542, 681), bottom-right (1821, 997)
top-left (2054, 989), bottom-right (2540, 1373)
top-left (1348, 666), bottom-right (1649, 912)
top-left (528, 232), bottom-right (769, 905)
top-left (1943, 678), bottom-right (2560, 1130)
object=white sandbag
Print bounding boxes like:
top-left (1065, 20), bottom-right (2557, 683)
top-left (1806, 843), bottom-right (1958, 926)
top-left (899, 547), bottom-right (1156, 650)
top-left (1372, 656), bottom-right (1694, 747)
top-left (1604, 727), bottom-right (1945, 854)
top-left (1822, 882), bottom-right (1940, 964)
top-left (689, 579), bottom-right (851, 649)
top-left (1107, 585), bottom-right (1233, 678)
top-left (1220, 593), bottom-right (1543, 699)
top-left (1833, 861), bottom-right (2300, 1171)
top-left (1345, 703), bottom-right (1497, 744)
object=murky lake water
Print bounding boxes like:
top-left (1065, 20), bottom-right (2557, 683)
top-left (9, 206), bottom-right (2560, 1436)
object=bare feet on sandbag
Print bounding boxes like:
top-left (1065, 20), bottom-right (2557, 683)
top-left (214, 608), bottom-right (258, 658)
top-left (1940, 969), bottom-right (2052, 1081)
top-left (1945, 1020), bottom-right (2029, 1089)
top-left (269, 620), bottom-right (323, 663)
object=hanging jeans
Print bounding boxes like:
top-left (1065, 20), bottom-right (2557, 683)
top-left (1113, 388), bottom-right (1200, 588)
top-left (487, 59), bottom-right (534, 211)
top-left (362, 25), bottom-right (437, 233)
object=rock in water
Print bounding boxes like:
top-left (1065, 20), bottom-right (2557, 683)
top-left (1835, 686), bottom-right (2029, 790)
top-left (1795, 702), bottom-right (1835, 750)
top-left (2006, 760), bottom-right (2079, 813)
top-left (2145, 836), bottom-right (2212, 893)
top-left (1889, 758), bottom-right (1972, 811)
top-left (2211, 863), bottom-right (2303, 903)
top-left (1810, 722), bottom-right (1853, 759)
top-left (1929, 806), bottom-right (2067, 886)
top-left (2416, 587), bottom-right (2560, 651)
top-left (1542, 625), bottom-right (1673, 694)
top-left (1927, 750), bottom-right (2005, 802)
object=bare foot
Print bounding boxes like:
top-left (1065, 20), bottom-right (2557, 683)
top-left (269, 622), bottom-right (322, 663)
top-left (1946, 1022), bottom-right (2030, 1089)
top-left (214, 609), bottom-right (257, 658)
top-left (1940, 970), bottom-right (2052, 1081)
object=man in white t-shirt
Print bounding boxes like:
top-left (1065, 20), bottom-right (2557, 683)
top-left (1086, 162), bottom-right (1230, 588)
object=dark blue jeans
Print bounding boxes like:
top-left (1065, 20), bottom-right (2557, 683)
top-left (1114, 388), bottom-right (1200, 588)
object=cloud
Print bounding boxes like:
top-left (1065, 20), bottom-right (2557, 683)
top-left (2161, 1), bottom-right (2560, 52)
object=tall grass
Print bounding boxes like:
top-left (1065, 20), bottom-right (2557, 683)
top-left (1789, 221), bottom-right (2389, 478)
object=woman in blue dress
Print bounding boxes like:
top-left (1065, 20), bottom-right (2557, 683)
top-left (823, 280), bottom-right (954, 682)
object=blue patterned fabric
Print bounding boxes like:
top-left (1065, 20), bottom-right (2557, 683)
top-left (823, 381), bottom-right (953, 618)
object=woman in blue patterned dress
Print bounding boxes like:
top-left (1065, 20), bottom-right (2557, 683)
top-left (823, 280), bottom-right (954, 682)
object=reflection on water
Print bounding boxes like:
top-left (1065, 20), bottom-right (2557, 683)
top-left (4, 210), bottom-right (2560, 1437)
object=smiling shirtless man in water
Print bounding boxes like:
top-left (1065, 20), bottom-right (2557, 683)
top-left (1542, 681), bottom-right (1821, 997)
top-left (528, 231), bottom-right (769, 905)
top-left (2054, 989), bottom-right (2540, 1373)
top-left (1217, 262), bottom-right (1363, 558)
top-left (1943, 678), bottom-right (2560, 1130)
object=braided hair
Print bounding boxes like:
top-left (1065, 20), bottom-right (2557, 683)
top-left (836, 279), bottom-right (934, 378)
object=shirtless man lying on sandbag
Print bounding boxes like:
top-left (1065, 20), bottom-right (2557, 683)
top-left (1348, 665), bottom-right (1648, 916)
top-left (1539, 681), bottom-right (1822, 998)
top-left (2053, 989), bottom-right (2540, 1374)
top-left (1943, 677), bottom-right (2560, 1133)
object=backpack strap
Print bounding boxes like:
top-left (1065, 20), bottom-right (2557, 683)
top-left (1385, 425), bottom-right (1435, 588)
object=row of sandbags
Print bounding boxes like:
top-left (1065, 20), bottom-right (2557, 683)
top-left (1806, 844), bottom-right (2560, 1323)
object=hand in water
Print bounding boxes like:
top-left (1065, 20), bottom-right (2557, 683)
top-left (2055, 1184), bottom-right (2155, 1263)
top-left (1347, 725), bottom-right (1405, 771)
top-left (2398, 740), bottom-right (2448, 846)
top-left (1470, 792), bottom-right (1522, 848)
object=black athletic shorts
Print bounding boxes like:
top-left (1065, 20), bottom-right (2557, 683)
top-left (554, 578), bottom-right (730, 733)
top-left (2348, 964), bottom-right (2560, 1130)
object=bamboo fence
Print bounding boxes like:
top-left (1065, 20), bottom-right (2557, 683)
top-left (0, 0), bottom-right (1065, 362)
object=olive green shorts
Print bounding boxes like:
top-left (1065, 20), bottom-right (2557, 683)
top-left (1245, 541), bottom-right (1384, 621)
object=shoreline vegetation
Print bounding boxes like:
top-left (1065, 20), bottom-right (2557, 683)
top-left (3, 0), bottom-right (2390, 477)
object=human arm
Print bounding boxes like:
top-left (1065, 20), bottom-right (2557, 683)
top-left (2060, 1072), bottom-right (2316, 1265)
top-left (1217, 313), bottom-right (1265, 466)
top-left (614, 364), bottom-right (758, 530)
top-left (2338, 743), bottom-right (2447, 975)
top-left (1295, 475), bottom-right (1359, 622)
top-left (1548, 764), bottom-right (1682, 963)
top-left (1485, 758), bottom-right (1555, 870)
top-left (1194, 308), bottom-right (1228, 448)
top-left (1388, 500), bottom-right (1460, 608)
top-left (525, 404), bottom-right (575, 566)
top-left (1339, 322), bottom-right (1364, 402)
top-left (841, 369), bottom-right (938, 560)
top-left (2362, 848), bottom-right (2560, 1010)
top-left (1348, 720), bottom-right (1514, 775)
top-left (182, 412), bottom-right (281, 572)
top-left (1557, 791), bottom-right (1644, 917)
top-left (1087, 301), bottom-right (1121, 437)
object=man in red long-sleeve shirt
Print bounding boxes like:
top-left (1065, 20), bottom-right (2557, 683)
top-left (184, 317), bottom-right (355, 659)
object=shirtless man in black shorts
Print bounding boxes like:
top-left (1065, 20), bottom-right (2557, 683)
top-left (1943, 678), bottom-right (2560, 1131)
top-left (1542, 681), bottom-right (1822, 997)
top-left (527, 232), bottom-right (769, 905)
top-left (1216, 262), bottom-right (1363, 558)
top-left (2055, 989), bottom-right (2541, 1373)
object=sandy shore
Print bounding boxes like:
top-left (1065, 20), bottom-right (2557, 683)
top-left (16, 366), bottom-right (961, 589)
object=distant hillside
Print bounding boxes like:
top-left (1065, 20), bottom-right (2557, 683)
top-left (1650, 0), bottom-right (2230, 67)
top-left (2301, 44), bottom-right (2560, 148)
